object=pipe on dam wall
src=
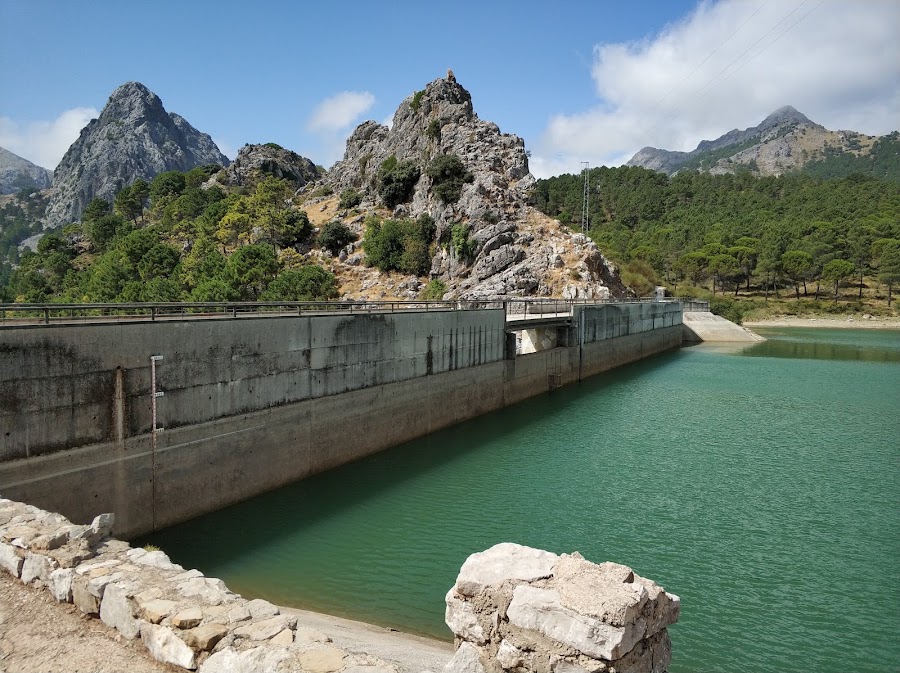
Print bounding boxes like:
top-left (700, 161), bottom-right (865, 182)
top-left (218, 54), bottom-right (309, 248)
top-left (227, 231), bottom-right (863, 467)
top-left (0, 303), bottom-right (682, 538)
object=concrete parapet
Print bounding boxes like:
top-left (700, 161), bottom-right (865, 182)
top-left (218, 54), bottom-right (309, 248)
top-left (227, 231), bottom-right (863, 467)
top-left (443, 543), bottom-right (679, 673)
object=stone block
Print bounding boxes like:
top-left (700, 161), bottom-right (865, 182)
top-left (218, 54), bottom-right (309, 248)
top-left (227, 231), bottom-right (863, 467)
top-left (100, 583), bottom-right (142, 639)
top-left (49, 567), bottom-right (74, 602)
top-left (0, 542), bottom-right (23, 577)
top-left (141, 623), bottom-right (197, 670)
top-left (270, 628), bottom-right (293, 647)
top-left (200, 646), bottom-right (290, 673)
top-left (185, 623), bottom-right (229, 652)
top-left (247, 598), bottom-right (279, 619)
top-left (442, 642), bottom-right (486, 673)
top-left (234, 614), bottom-right (292, 641)
top-left (21, 552), bottom-right (57, 584)
top-left (142, 599), bottom-right (177, 624)
top-left (73, 577), bottom-right (100, 616)
top-left (296, 645), bottom-right (347, 673)
top-left (172, 606), bottom-right (203, 629)
top-left (454, 542), bottom-right (557, 596)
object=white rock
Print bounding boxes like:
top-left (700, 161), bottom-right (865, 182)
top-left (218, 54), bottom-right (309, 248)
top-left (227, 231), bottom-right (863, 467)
top-left (134, 550), bottom-right (172, 568)
top-left (171, 607), bottom-right (203, 629)
top-left (227, 605), bottom-right (251, 623)
top-left (199, 646), bottom-right (291, 673)
top-left (247, 598), bottom-right (279, 618)
top-left (442, 642), bottom-right (486, 673)
top-left (270, 628), bottom-right (293, 647)
top-left (506, 585), bottom-right (636, 661)
top-left (49, 568), bottom-right (74, 602)
top-left (75, 559), bottom-right (121, 575)
top-left (0, 542), bottom-right (23, 577)
top-left (234, 615), bottom-right (291, 641)
top-left (142, 599), bottom-right (177, 624)
top-left (141, 623), bottom-right (197, 670)
top-left (444, 589), bottom-right (486, 643)
top-left (171, 568), bottom-right (204, 581)
top-left (454, 542), bottom-right (558, 596)
top-left (100, 582), bottom-right (142, 639)
top-left (496, 640), bottom-right (524, 669)
top-left (21, 552), bottom-right (57, 584)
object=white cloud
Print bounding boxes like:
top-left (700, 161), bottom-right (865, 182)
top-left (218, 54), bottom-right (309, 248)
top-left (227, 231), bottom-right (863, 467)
top-left (0, 107), bottom-right (98, 170)
top-left (304, 91), bottom-right (376, 167)
top-left (531, 0), bottom-right (900, 178)
top-left (307, 91), bottom-right (375, 133)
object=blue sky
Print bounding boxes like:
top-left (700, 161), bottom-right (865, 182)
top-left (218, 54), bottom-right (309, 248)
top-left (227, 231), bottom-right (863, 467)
top-left (1, 1), bottom-right (898, 177)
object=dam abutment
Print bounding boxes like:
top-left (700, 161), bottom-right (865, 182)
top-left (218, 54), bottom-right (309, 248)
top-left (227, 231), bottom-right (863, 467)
top-left (0, 302), bottom-right (682, 537)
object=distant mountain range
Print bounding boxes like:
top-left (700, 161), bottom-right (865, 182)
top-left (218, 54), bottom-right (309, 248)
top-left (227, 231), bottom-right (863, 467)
top-left (627, 105), bottom-right (895, 178)
top-left (0, 147), bottom-right (52, 195)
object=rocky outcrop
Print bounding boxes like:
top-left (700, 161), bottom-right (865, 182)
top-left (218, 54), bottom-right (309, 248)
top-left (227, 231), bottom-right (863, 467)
top-left (44, 81), bottom-right (229, 229)
top-left (212, 143), bottom-right (320, 189)
top-left (0, 146), bottom-right (52, 195)
top-left (323, 75), bottom-right (623, 301)
top-left (0, 497), bottom-right (400, 673)
top-left (442, 543), bottom-right (679, 673)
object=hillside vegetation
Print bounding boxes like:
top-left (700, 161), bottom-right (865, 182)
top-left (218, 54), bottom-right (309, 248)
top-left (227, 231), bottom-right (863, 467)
top-left (0, 168), bottom-right (339, 304)
top-left (532, 167), bottom-right (900, 314)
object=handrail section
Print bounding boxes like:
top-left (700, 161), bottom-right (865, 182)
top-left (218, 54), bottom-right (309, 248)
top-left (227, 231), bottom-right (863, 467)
top-left (0, 297), bottom-right (707, 327)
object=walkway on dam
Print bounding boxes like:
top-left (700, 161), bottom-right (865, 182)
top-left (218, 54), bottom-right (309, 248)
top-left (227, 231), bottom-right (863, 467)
top-left (0, 298), bottom-right (708, 329)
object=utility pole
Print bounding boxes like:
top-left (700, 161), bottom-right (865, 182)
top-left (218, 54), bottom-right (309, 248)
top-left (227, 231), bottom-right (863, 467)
top-left (581, 162), bottom-right (590, 234)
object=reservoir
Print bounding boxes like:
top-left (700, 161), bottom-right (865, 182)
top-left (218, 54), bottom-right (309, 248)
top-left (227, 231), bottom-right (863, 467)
top-left (143, 327), bottom-right (900, 673)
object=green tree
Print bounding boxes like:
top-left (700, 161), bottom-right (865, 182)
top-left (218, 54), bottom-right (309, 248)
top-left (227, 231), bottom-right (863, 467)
top-left (871, 238), bottom-right (900, 305)
top-left (781, 250), bottom-right (814, 300)
top-left (318, 221), bottom-right (357, 255)
top-left (426, 154), bottom-right (473, 203)
top-left (376, 156), bottom-right (420, 207)
top-left (708, 253), bottom-right (741, 295)
top-left (82, 197), bottom-right (111, 223)
top-left (262, 266), bottom-right (338, 301)
top-left (226, 244), bottom-right (278, 299)
top-left (822, 259), bottom-right (855, 300)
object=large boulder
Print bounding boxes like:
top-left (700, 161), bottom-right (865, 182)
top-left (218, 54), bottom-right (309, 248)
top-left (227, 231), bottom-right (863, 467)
top-left (443, 543), bottom-right (680, 673)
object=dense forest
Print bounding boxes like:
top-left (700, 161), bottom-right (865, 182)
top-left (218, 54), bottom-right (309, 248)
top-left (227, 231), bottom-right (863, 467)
top-left (0, 167), bottom-right (341, 304)
top-left (531, 165), bottom-right (900, 306)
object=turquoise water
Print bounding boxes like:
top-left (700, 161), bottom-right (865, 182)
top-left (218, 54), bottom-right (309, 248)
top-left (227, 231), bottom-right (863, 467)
top-left (143, 328), bottom-right (900, 673)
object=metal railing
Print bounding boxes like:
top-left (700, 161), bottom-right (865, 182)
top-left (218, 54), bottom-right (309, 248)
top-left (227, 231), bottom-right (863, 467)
top-left (0, 297), bottom-right (704, 327)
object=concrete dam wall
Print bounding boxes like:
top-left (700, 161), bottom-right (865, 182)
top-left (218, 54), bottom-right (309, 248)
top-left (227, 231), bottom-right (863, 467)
top-left (0, 302), bottom-right (682, 538)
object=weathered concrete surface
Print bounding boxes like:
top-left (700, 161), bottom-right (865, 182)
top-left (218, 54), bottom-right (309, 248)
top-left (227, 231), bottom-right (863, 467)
top-left (444, 543), bottom-right (680, 673)
top-left (1, 304), bottom-right (683, 538)
top-left (682, 311), bottom-right (764, 342)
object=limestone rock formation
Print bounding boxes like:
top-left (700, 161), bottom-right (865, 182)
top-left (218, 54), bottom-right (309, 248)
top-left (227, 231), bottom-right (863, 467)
top-left (443, 543), bottom-right (680, 673)
top-left (44, 81), bottom-right (229, 229)
top-left (627, 105), bottom-right (881, 177)
top-left (211, 143), bottom-right (320, 189)
top-left (323, 75), bottom-right (624, 301)
top-left (0, 146), bottom-right (52, 195)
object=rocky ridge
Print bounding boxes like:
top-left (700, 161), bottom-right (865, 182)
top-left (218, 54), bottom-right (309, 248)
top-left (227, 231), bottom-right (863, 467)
top-left (627, 105), bottom-right (880, 177)
top-left (44, 81), bottom-right (229, 229)
top-left (0, 146), bottom-right (52, 195)
top-left (211, 143), bottom-right (321, 189)
top-left (322, 75), bottom-right (624, 300)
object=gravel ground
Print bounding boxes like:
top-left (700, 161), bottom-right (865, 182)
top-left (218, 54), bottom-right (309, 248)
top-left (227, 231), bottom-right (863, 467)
top-left (0, 572), bottom-right (178, 673)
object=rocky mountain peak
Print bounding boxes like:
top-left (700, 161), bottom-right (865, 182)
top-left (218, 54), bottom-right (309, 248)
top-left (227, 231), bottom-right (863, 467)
top-left (761, 105), bottom-right (812, 127)
top-left (44, 81), bottom-right (229, 229)
top-left (322, 75), bottom-right (623, 301)
top-left (0, 146), bottom-right (52, 195)
top-left (211, 143), bottom-right (320, 189)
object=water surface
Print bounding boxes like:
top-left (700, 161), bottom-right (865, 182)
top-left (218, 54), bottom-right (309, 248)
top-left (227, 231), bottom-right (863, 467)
top-left (144, 327), bottom-right (900, 673)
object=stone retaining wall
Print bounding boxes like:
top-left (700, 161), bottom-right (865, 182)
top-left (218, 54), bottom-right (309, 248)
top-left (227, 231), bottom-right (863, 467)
top-left (440, 543), bottom-right (680, 673)
top-left (0, 496), bottom-right (400, 672)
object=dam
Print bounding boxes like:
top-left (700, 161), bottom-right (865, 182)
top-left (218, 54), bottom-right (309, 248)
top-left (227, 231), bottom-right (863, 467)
top-left (0, 298), bottom-right (685, 538)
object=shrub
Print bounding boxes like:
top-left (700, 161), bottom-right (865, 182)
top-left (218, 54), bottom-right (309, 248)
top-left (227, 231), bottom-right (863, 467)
top-left (376, 156), bottom-right (420, 208)
top-left (319, 221), bottom-right (357, 255)
top-left (426, 154), bottom-right (473, 203)
top-left (262, 266), bottom-right (338, 301)
top-left (410, 90), bottom-right (425, 112)
top-left (363, 213), bottom-right (435, 275)
top-left (309, 185), bottom-right (333, 198)
top-left (338, 189), bottom-right (362, 210)
top-left (419, 279), bottom-right (447, 300)
top-left (263, 142), bottom-right (283, 150)
top-left (426, 118), bottom-right (442, 141)
top-left (709, 296), bottom-right (746, 324)
top-left (450, 222), bottom-right (475, 262)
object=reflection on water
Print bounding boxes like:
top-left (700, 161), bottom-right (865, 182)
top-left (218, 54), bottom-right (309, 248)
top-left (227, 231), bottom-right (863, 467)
top-left (746, 327), bottom-right (900, 362)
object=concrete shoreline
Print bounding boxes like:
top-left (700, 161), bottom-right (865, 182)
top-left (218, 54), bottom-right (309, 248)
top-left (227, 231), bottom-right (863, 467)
top-left (278, 604), bottom-right (452, 672)
top-left (744, 316), bottom-right (900, 329)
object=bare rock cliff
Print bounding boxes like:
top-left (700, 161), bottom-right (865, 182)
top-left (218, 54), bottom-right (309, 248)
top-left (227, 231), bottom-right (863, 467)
top-left (44, 82), bottom-right (229, 229)
top-left (324, 76), bottom-right (623, 300)
top-left (0, 147), bottom-right (52, 195)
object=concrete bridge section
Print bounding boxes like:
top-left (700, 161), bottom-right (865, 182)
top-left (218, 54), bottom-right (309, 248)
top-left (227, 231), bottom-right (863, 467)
top-left (0, 301), bottom-right (683, 538)
top-left (682, 311), bottom-right (765, 342)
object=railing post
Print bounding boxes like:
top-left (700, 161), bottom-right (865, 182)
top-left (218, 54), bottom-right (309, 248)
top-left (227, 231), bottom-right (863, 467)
top-left (43, 308), bottom-right (49, 324)
top-left (151, 307), bottom-right (156, 322)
